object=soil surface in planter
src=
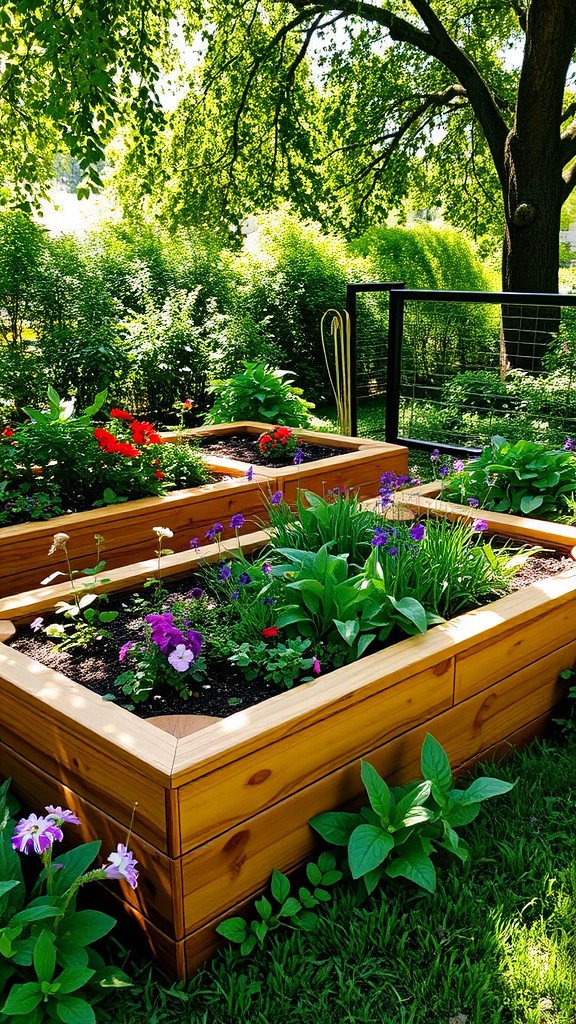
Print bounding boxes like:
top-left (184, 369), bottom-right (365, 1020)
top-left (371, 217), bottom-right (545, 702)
top-left (7, 550), bottom-right (573, 722)
top-left (199, 433), bottom-right (353, 467)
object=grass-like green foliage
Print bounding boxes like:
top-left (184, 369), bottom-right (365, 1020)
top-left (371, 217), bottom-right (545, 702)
top-left (203, 361), bottom-right (314, 426)
top-left (97, 735), bottom-right (576, 1024)
top-left (266, 488), bottom-right (379, 564)
top-left (444, 436), bottom-right (576, 519)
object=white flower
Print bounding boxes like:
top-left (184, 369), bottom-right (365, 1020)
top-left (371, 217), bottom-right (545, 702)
top-left (152, 527), bottom-right (174, 539)
top-left (167, 644), bottom-right (195, 672)
top-left (48, 532), bottom-right (70, 555)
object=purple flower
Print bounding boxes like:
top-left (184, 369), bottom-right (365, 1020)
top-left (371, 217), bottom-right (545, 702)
top-left (184, 630), bottom-right (203, 658)
top-left (230, 513), bottom-right (245, 530)
top-left (261, 562), bottom-right (272, 574)
top-left (312, 657), bottom-right (321, 676)
top-left (12, 814), bottom-right (63, 855)
top-left (189, 587), bottom-right (204, 600)
top-left (45, 806), bottom-right (81, 826)
top-left (219, 563), bottom-right (232, 580)
top-left (439, 465), bottom-right (449, 478)
top-left (270, 491), bottom-right (283, 505)
top-left (472, 518), bottom-right (489, 533)
top-left (245, 465), bottom-right (254, 481)
top-left (430, 449), bottom-right (440, 463)
top-left (453, 459), bottom-right (465, 472)
top-left (30, 616), bottom-right (44, 632)
top-left (231, 590), bottom-right (239, 600)
top-left (205, 522), bottom-right (223, 542)
top-left (564, 438), bottom-right (576, 451)
top-left (371, 527), bottom-right (389, 547)
top-left (146, 612), bottom-right (184, 653)
top-left (189, 537), bottom-right (200, 550)
top-left (119, 641), bottom-right (134, 663)
top-left (168, 644), bottom-right (195, 672)
top-left (103, 843), bottom-right (139, 889)
top-left (293, 448), bottom-right (305, 465)
top-left (409, 523), bottom-right (426, 542)
top-left (467, 498), bottom-right (480, 508)
top-left (387, 546), bottom-right (399, 557)
top-left (263, 596), bottom-right (276, 606)
top-left (239, 572), bottom-right (252, 585)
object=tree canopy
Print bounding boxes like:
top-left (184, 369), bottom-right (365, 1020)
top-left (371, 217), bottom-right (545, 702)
top-left (0, 1), bottom-right (174, 207)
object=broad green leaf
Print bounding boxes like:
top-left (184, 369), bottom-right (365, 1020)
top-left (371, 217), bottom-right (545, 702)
top-left (34, 929), bottom-right (56, 984)
top-left (53, 967), bottom-right (95, 994)
top-left (308, 811), bottom-right (363, 846)
top-left (278, 897), bottom-right (302, 917)
top-left (1, 981), bottom-right (42, 1015)
top-left (270, 870), bottom-right (291, 905)
top-left (215, 918), bottom-right (247, 943)
top-left (51, 992), bottom-right (96, 1023)
top-left (334, 618), bottom-right (359, 645)
top-left (520, 494), bottom-right (544, 514)
top-left (348, 825), bottom-right (395, 879)
top-left (385, 847), bottom-right (437, 893)
top-left (50, 845), bottom-right (101, 896)
top-left (58, 910), bottom-right (116, 947)
top-left (360, 760), bottom-right (392, 821)
top-left (458, 776), bottom-right (516, 805)
top-left (254, 896), bottom-right (272, 921)
top-left (305, 862), bottom-right (322, 887)
top-left (421, 734), bottom-right (453, 791)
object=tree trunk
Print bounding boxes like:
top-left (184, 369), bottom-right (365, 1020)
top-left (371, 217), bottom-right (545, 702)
top-left (499, 0), bottom-right (576, 371)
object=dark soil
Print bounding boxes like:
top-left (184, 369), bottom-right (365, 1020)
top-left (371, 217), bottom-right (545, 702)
top-left (8, 549), bottom-right (573, 723)
top-left (199, 432), bottom-right (352, 467)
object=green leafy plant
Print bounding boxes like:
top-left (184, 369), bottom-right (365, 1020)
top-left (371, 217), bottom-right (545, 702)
top-left (229, 637), bottom-right (319, 688)
top-left (203, 361), bottom-right (314, 427)
top-left (266, 488), bottom-right (380, 565)
top-left (0, 780), bottom-right (135, 1024)
top-left (215, 853), bottom-right (343, 955)
top-left (443, 436), bottom-right (576, 519)
top-left (310, 734), bottom-right (516, 895)
top-left (553, 667), bottom-right (576, 737)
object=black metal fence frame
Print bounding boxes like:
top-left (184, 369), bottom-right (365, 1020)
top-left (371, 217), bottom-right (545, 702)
top-left (346, 284), bottom-right (576, 458)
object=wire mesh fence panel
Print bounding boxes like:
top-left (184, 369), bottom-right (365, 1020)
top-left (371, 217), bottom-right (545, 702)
top-left (349, 286), bottom-right (576, 452)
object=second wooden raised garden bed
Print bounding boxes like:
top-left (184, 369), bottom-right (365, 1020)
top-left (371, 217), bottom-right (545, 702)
top-left (1, 508), bottom-right (575, 978)
top-left (0, 423), bottom-right (407, 598)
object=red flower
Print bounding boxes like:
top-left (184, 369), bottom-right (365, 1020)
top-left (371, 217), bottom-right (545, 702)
top-left (94, 427), bottom-right (118, 452)
top-left (274, 426), bottom-right (293, 439)
top-left (262, 626), bottom-right (279, 638)
top-left (114, 441), bottom-right (140, 458)
top-left (2, 427), bottom-right (14, 437)
top-left (259, 434), bottom-right (272, 446)
top-left (110, 408), bottom-right (133, 421)
top-left (131, 420), bottom-right (162, 445)
top-left (155, 470), bottom-right (165, 479)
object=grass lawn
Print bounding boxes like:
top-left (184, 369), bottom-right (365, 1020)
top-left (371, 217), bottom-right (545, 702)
top-left (100, 728), bottom-right (576, 1024)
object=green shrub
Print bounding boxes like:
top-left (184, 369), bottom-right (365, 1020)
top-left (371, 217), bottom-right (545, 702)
top-left (204, 361), bottom-right (314, 426)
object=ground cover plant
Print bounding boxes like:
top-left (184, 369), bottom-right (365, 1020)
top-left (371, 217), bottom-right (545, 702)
top-left (89, 733), bottom-right (576, 1024)
top-left (434, 436), bottom-right (576, 521)
top-left (24, 481), bottom-right (537, 717)
top-left (0, 388), bottom-right (210, 526)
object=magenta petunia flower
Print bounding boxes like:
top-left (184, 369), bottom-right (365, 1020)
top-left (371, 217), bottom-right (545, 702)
top-left (312, 657), bottom-right (321, 675)
top-left (119, 641), bottom-right (134, 663)
top-left (103, 843), bottom-right (139, 889)
top-left (12, 813), bottom-right (64, 855)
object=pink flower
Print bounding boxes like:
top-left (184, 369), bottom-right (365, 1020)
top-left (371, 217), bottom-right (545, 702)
top-left (472, 518), bottom-right (489, 532)
top-left (12, 813), bottom-right (63, 855)
top-left (103, 843), bottom-right (139, 889)
top-left (312, 657), bottom-right (321, 675)
top-left (119, 641), bottom-right (134, 663)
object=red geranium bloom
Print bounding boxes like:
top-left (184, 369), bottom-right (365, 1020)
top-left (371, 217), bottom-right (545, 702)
top-left (274, 426), bottom-right (293, 439)
top-left (131, 420), bottom-right (162, 445)
top-left (114, 441), bottom-right (140, 458)
top-left (110, 408), bottom-right (133, 421)
top-left (155, 470), bottom-right (165, 479)
top-left (262, 626), bottom-right (279, 638)
top-left (259, 434), bottom-right (272, 446)
top-left (2, 427), bottom-right (15, 437)
top-left (94, 427), bottom-right (118, 452)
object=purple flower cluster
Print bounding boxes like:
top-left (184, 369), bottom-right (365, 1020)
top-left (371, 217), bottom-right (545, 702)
top-left (145, 611), bottom-right (203, 666)
top-left (11, 805), bottom-right (80, 855)
top-left (293, 448), bottom-right (305, 465)
top-left (205, 522), bottom-right (223, 541)
top-left (230, 513), bottom-right (245, 530)
top-left (564, 437), bottom-right (576, 452)
top-left (378, 471), bottom-right (419, 510)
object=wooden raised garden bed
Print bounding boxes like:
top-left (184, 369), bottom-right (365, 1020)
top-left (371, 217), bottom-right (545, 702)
top-left (0, 423), bottom-right (407, 598)
top-left (1, 512), bottom-right (575, 980)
